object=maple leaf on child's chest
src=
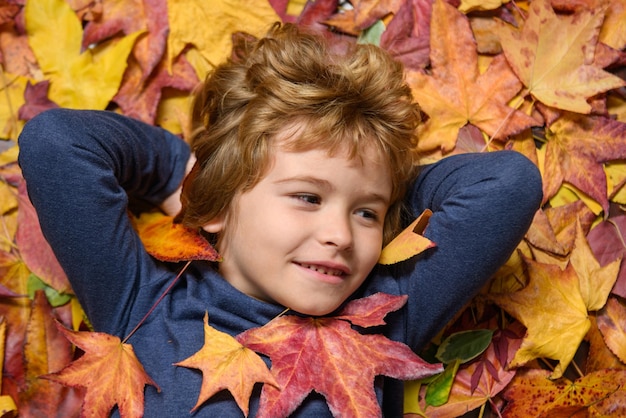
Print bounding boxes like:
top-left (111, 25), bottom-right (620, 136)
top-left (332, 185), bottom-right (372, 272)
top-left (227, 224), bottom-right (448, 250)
top-left (174, 313), bottom-right (278, 416)
top-left (237, 293), bottom-right (443, 418)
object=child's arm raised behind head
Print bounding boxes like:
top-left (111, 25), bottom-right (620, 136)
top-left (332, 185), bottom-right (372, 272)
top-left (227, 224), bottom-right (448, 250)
top-left (402, 151), bottom-right (543, 350)
top-left (18, 109), bottom-right (191, 335)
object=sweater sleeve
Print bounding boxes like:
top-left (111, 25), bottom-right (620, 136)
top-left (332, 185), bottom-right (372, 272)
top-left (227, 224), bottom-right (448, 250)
top-left (18, 109), bottom-right (191, 335)
top-left (401, 151), bottom-right (543, 350)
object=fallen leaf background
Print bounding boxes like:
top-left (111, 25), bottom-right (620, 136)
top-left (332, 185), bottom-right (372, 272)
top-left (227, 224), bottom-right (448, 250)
top-left (1, 0), bottom-right (626, 416)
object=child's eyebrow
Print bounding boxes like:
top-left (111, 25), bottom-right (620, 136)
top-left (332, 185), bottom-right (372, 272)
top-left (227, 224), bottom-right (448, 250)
top-left (274, 176), bottom-right (332, 190)
top-left (274, 176), bottom-right (390, 204)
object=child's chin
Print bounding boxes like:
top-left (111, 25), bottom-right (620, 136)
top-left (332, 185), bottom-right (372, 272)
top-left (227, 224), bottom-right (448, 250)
top-left (289, 299), bottom-right (343, 317)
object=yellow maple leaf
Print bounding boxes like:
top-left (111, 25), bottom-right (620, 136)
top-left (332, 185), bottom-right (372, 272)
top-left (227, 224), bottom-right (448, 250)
top-left (174, 313), bottom-right (278, 416)
top-left (489, 256), bottom-right (590, 379)
top-left (25, 0), bottom-right (143, 110)
top-left (378, 209), bottom-right (435, 265)
top-left (166, 0), bottom-right (279, 79)
top-left (496, 0), bottom-right (625, 114)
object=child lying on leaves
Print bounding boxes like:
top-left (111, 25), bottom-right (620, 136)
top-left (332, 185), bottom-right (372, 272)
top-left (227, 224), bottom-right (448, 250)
top-left (18, 22), bottom-right (542, 417)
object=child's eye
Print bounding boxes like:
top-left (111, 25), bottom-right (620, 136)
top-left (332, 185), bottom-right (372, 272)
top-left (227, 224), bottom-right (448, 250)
top-left (293, 194), bottom-right (321, 205)
top-left (356, 209), bottom-right (379, 222)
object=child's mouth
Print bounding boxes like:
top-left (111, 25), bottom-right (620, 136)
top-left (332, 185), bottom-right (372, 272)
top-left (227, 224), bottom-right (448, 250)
top-left (297, 263), bottom-right (345, 277)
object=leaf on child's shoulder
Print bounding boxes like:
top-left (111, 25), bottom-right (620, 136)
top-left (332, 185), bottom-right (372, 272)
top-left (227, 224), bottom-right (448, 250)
top-left (334, 292), bottom-right (408, 327)
top-left (237, 292), bottom-right (443, 418)
top-left (378, 209), bottom-right (435, 265)
top-left (132, 211), bottom-right (221, 262)
top-left (43, 322), bottom-right (159, 418)
top-left (174, 313), bottom-right (278, 417)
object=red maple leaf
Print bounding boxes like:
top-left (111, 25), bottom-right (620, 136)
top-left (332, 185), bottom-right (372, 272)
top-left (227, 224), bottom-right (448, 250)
top-left (237, 293), bottom-right (443, 417)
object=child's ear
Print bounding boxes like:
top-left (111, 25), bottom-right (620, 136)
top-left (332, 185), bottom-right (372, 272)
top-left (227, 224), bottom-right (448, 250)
top-left (201, 216), bottom-right (226, 234)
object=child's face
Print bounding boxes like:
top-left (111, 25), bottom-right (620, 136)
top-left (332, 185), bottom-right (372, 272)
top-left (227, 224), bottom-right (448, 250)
top-left (202, 141), bottom-right (392, 316)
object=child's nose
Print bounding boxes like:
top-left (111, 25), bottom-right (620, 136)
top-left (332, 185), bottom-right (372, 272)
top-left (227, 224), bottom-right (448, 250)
top-left (319, 213), bottom-right (353, 251)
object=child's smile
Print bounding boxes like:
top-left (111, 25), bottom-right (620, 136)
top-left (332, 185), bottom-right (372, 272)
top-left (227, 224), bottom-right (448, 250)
top-left (202, 140), bottom-right (392, 316)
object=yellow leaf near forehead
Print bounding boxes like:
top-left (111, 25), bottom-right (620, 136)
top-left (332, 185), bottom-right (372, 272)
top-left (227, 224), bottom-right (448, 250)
top-left (0, 71), bottom-right (27, 141)
top-left (287, 0), bottom-right (307, 16)
top-left (25, 0), bottom-right (143, 110)
top-left (378, 210), bottom-right (435, 265)
top-left (167, 0), bottom-right (279, 75)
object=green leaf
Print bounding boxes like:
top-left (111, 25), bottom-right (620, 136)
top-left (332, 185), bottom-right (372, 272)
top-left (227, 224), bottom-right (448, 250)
top-left (436, 329), bottom-right (494, 364)
top-left (27, 274), bottom-right (72, 307)
top-left (425, 358), bottom-right (461, 407)
top-left (357, 20), bottom-right (385, 46)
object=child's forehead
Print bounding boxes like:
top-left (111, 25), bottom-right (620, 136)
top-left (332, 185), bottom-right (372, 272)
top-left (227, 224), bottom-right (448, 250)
top-left (270, 123), bottom-right (390, 166)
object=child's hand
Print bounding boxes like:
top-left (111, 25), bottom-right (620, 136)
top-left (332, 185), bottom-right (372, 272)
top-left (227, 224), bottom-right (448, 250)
top-left (160, 153), bottom-right (196, 217)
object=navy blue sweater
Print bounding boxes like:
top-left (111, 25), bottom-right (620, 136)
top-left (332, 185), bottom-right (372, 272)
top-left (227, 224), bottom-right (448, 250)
top-left (18, 109), bottom-right (542, 417)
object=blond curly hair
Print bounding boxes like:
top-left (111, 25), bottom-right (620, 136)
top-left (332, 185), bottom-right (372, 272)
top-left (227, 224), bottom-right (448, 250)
top-left (178, 22), bottom-right (420, 245)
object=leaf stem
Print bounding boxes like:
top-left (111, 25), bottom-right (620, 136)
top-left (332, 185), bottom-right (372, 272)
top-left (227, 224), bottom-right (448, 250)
top-left (570, 358), bottom-right (584, 379)
top-left (122, 260), bottom-right (192, 344)
top-left (478, 401), bottom-right (486, 418)
top-left (481, 91), bottom-right (527, 153)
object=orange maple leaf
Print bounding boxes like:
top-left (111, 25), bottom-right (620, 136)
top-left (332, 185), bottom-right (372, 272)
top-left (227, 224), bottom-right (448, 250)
top-left (502, 368), bottom-right (626, 417)
top-left (174, 313), bottom-right (279, 416)
top-left (543, 113), bottom-right (626, 213)
top-left (237, 293), bottom-right (443, 417)
top-left (496, 0), bottom-right (625, 114)
top-left (133, 211), bottom-right (221, 262)
top-left (44, 323), bottom-right (159, 418)
top-left (405, 0), bottom-right (536, 157)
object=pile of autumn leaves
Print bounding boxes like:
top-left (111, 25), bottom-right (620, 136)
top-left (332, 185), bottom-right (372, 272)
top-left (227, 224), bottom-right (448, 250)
top-left (1, 0), bottom-right (626, 416)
